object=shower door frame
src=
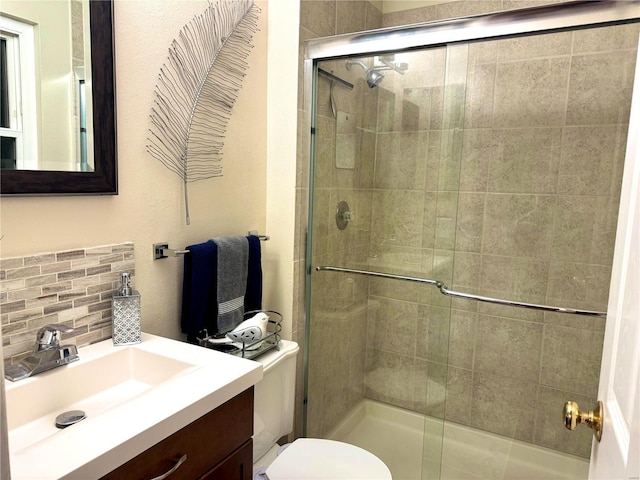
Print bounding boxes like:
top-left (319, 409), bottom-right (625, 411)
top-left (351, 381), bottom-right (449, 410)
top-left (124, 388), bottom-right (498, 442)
top-left (302, 0), bottom-right (640, 474)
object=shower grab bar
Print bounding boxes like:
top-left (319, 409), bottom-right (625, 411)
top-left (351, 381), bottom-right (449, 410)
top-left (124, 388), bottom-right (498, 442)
top-left (315, 265), bottom-right (607, 318)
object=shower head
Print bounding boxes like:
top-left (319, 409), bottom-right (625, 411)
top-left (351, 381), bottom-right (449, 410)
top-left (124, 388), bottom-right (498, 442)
top-left (345, 60), bottom-right (385, 88)
top-left (366, 69), bottom-right (385, 88)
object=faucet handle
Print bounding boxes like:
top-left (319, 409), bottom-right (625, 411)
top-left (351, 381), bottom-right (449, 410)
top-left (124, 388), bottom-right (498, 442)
top-left (36, 324), bottom-right (74, 351)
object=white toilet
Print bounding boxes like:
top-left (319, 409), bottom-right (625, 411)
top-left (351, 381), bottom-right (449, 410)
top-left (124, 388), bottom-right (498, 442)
top-left (252, 339), bottom-right (392, 480)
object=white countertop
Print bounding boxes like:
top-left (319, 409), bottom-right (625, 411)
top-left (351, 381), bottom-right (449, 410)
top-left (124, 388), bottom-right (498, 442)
top-left (5, 333), bottom-right (263, 479)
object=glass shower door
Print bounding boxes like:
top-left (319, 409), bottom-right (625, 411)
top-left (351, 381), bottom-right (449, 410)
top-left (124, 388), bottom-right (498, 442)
top-left (437, 23), bottom-right (638, 479)
top-left (304, 5), bottom-right (639, 480)
top-left (307, 44), bottom-right (458, 479)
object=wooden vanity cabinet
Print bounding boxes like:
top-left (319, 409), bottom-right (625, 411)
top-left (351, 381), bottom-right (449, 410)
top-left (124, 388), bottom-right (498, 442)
top-left (100, 387), bottom-right (254, 480)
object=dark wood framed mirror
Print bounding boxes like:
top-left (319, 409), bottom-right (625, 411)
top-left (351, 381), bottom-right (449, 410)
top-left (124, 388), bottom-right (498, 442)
top-left (1, 0), bottom-right (117, 195)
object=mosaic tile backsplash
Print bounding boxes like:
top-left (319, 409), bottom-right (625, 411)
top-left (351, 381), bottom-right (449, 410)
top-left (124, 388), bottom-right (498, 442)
top-left (1, 242), bottom-right (134, 366)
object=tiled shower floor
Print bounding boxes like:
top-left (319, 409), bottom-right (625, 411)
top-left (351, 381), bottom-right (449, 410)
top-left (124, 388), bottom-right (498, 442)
top-left (327, 400), bottom-right (589, 480)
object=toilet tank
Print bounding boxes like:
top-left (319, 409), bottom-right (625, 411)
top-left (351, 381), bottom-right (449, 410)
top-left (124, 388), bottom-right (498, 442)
top-left (252, 340), bottom-right (299, 462)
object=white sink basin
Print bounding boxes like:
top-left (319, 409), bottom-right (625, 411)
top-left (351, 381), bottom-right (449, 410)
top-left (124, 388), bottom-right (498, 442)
top-left (7, 347), bottom-right (195, 452)
top-left (5, 333), bottom-right (262, 479)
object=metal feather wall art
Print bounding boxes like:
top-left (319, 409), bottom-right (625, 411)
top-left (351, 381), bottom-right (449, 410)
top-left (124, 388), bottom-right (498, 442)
top-left (147, 0), bottom-right (260, 225)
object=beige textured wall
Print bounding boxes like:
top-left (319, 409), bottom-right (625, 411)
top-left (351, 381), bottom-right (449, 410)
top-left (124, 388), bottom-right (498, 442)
top-left (300, 0), bottom-right (639, 460)
top-left (1, 0), bottom-right (268, 341)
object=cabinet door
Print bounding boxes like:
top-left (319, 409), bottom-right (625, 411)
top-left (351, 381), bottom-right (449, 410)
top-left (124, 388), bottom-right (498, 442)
top-left (200, 439), bottom-right (253, 480)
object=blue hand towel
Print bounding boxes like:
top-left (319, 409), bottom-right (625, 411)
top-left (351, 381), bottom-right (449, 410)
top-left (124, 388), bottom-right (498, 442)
top-left (181, 240), bottom-right (218, 343)
top-left (213, 236), bottom-right (249, 333)
top-left (245, 234), bottom-right (263, 313)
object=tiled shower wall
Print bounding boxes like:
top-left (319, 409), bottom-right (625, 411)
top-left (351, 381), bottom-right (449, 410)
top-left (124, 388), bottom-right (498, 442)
top-left (298, 0), bottom-right (639, 461)
top-left (1, 243), bottom-right (134, 366)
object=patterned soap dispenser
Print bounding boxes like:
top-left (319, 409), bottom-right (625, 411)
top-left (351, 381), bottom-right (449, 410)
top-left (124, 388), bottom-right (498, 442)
top-left (112, 272), bottom-right (142, 345)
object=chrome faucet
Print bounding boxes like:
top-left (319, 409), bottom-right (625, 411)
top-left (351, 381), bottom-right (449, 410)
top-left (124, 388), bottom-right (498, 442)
top-left (4, 324), bottom-right (79, 382)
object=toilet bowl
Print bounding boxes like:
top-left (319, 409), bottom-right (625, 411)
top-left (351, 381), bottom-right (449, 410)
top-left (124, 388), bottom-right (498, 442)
top-left (252, 340), bottom-right (391, 479)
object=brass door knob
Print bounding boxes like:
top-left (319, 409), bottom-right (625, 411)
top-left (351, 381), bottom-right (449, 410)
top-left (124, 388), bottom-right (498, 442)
top-left (563, 400), bottom-right (603, 442)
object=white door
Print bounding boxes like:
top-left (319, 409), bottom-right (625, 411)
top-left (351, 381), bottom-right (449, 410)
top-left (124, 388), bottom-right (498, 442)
top-left (588, 41), bottom-right (640, 480)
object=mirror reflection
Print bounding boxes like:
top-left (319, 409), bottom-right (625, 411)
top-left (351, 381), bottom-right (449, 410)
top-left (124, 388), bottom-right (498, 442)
top-left (1, 0), bottom-right (94, 172)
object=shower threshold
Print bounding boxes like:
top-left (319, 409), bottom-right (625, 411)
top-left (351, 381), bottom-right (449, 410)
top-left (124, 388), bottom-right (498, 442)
top-left (327, 399), bottom-right (589, 480)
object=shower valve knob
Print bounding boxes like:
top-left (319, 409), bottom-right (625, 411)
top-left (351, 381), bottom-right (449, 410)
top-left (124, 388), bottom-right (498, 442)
top-left (336, 201), bottom-right (352, 230)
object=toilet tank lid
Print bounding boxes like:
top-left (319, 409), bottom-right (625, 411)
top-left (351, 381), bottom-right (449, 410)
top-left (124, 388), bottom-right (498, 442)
top-left (252, 339), bottom-right (299, 373)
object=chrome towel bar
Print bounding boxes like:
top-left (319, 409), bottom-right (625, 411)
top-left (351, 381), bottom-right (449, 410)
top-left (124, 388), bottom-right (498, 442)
top-left (153, 232), bottom-right (269, 260)
top-left (315, 265), bottom-right (607, 318)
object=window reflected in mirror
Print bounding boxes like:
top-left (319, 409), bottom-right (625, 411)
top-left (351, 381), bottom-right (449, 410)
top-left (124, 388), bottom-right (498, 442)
top-left (1, 0), bottom-right (94, 172)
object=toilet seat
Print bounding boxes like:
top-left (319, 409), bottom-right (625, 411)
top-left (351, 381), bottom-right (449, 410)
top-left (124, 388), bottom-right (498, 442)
top-left (265, 438), bottom-right (392, 479)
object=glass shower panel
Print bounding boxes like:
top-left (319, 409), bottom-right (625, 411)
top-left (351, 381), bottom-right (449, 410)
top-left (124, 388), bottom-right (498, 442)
top-left (308, 45), bottom-right (455, 480)
top-left (306, 54), bottom-right (382, 440)
top-left (438, 23), bottom-right (638, 480)
top-left (420, 42), bottom-right (469, 480)
top-left (305, 3), bottom-right (639, 478)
